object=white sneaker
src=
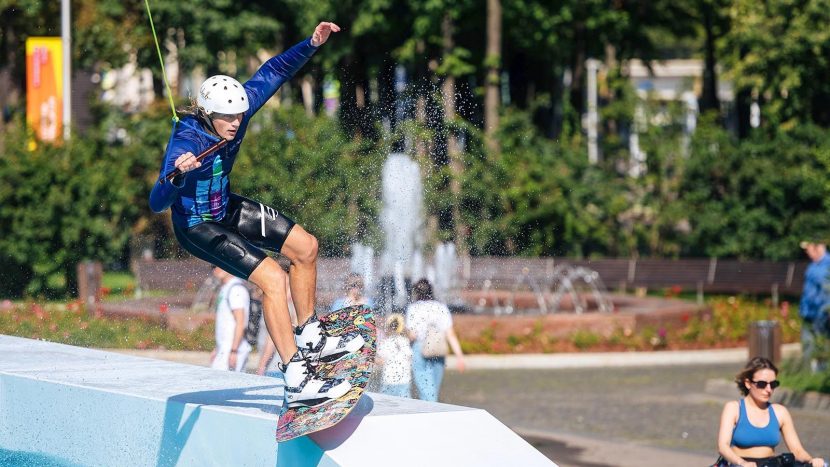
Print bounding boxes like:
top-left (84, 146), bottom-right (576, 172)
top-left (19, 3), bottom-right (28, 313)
top-left (295, 315), bottom-right (365, 363)
top-left (279, 351), bottom-right (351, 408)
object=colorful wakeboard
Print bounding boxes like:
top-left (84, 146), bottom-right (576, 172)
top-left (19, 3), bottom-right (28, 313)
top-left (276, 304), bottom-right (377, 442)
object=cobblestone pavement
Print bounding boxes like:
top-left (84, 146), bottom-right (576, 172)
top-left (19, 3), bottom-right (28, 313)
top-left (440, 364), bottom-right (830, 467)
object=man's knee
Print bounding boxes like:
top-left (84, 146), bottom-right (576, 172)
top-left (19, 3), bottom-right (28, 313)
top-left (293, 231), bottom-right (319, 265)
top-left (250, 259), bottom-right (288, 295)
top-left (305, 234), bottom-right (319, 262)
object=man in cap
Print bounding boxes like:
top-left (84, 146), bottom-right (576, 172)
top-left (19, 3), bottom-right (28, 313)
top-left (799, 237), bottom-right (830, 372)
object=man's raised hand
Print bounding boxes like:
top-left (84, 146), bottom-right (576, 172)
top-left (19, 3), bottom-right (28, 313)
top-left (310, 22), bottom-right (341, 47)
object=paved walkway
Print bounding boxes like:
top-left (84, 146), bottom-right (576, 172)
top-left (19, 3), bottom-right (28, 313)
top-left (111, 343), bottom-right (803, 371)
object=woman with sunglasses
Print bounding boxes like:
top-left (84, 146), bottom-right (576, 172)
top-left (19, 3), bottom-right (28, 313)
top-left (149, 22), bottom-right (365, 409)
top-left (715, 357), bottom-right (825, 467)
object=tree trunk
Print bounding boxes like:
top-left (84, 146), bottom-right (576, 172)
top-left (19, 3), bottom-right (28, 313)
top-left (484, 0), bottom-right (501, 155)
top-left (414, 39), bottom-right (428, 159)
top-left (700, 6), bottom-right (720, 113)
top-left (442, 13), bottom-right (468, 255)
top-left (0, 23), bottom-right (22, 138)
top-left (300, 76), bottom-right (315, 117)
top-left (569, 34), bottom-right (586, 118)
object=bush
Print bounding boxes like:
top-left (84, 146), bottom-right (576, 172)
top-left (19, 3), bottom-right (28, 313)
top-left (232, 107), bottom-right (384, 256)
top-left (781, 347), bottom-right (830, 395)
top-left (0, 113), bottom-right (162, 298)
top-left (678, 122), bottom-right (830, 260)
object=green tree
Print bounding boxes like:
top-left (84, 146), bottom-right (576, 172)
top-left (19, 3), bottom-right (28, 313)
top-left (723, 0), bottom-right (830, 129)
top-left (679, 120), bottom-right (830, 259)
top-left (0, 113), bottom-right (161, 297)
top-left (0, 0), bottom-right (60, 132)
top-left (231, 107), bottom-right (383, 256)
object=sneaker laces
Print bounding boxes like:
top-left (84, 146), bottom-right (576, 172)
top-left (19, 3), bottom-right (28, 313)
top-left (279, 353), bottom-right (317, 375)
top-left (284, 355), bottom-right (343, 394)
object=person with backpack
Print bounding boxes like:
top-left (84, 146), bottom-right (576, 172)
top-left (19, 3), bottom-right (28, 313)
top-left (404, 279), bottom-right (465, 401)
top-left (799, 238), bottom-right (830, 372)
top-left (210, 267), bottom-right (252, 372)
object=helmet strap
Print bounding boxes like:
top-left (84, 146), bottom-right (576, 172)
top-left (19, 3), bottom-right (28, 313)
top-left (195, 107), bottom-right (220, 137)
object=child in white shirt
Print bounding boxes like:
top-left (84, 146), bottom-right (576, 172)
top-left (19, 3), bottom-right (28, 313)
top-left (376, 313), bottom-right (412, 398)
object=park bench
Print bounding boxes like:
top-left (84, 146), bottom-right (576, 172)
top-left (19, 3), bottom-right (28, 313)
top-left (131, 256), bottom-right (809, 297)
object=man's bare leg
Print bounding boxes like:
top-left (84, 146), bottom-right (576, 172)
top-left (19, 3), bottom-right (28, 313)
top-left (279, 225), bottom-right (318, 326)
top-left (248, 257), bottom-right (298, 365)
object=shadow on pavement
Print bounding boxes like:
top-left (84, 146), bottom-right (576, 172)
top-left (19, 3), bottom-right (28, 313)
top-left (521, 434), bottom-right (613, 467)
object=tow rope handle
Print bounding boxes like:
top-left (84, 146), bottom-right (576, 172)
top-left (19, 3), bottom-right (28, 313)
top-left (162, 139), bottom-right (228, 183)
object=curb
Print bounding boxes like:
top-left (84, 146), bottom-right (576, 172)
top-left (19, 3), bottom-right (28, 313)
top-left (445, 343), bottom-right (802, 370)
top-left (108, 344), bottom-right (802, 371)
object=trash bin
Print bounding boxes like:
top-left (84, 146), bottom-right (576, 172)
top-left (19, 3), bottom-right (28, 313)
top-left (748, 320), bottom-right (781, 364)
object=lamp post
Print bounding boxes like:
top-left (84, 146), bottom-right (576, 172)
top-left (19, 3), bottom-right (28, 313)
top-left (61, 0), bottom-right (71, 141)
top-left (585, 58), bottom-right (600, 164)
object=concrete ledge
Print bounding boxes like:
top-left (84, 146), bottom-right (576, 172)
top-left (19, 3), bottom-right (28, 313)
top-left (0, 336), bottom-right (554, 466)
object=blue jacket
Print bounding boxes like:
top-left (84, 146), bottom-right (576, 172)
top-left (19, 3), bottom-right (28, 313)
top-left (148, 38), bottom-right (318, 228)
top-left (799, 253), bottom-right (830, 323)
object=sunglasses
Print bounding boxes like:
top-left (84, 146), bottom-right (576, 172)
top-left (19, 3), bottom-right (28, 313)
top-left (750, 380), bottom-right (780, 390)
top-left (212, 112), bottom-right (242, 121)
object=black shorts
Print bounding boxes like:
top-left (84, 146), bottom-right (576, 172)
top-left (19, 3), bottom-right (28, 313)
top-left (174, 193), bottom-right (296, 279)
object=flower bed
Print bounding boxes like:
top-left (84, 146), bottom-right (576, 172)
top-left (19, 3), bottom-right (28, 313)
top-left (457, 296), bottom-right (801, 353)
top-left (0, 300), bottom-right (213, 351)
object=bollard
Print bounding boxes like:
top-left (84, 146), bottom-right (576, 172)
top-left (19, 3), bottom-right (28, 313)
top-left (748, 320), bottom-right (781, 364)
top-left (76, 261), bottom-right (102, 316)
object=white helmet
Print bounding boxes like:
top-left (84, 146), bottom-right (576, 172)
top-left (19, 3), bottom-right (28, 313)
top-left (197, 75), bottom-right (249, 115)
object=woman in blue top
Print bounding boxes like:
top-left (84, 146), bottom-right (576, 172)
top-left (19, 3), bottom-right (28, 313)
top-left (149, 22), bottom-right (364, 408)
top-left (716, 357), bottom-right (824, 467)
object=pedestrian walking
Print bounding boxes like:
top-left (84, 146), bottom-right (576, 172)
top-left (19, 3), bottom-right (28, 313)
top-left (210, 267), bottom-right (252, 372)
top-left (376, 313), bottom-right (412, 398)
top-left (799, 238), bottom-right (830, 372)
top-left (404, 279), bottom-right (465, 402)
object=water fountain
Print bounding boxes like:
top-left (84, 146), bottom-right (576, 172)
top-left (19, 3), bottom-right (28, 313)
top-left (347, 151), bottom-right (462, 314)
top-left (370, 151), bottom-right (425, 313)
top-left (548, 264), bottom-right (613, 314)
top-left (469, 263), bottom-right (613, 315)
top-left (432, 242), bottom-right (459, 303)
top-left (508, 267), bottom-right (550, 314)
top-left (472, 279), bottom-right (511, 315)
top-left (349, 242), bottom-right (375, 300)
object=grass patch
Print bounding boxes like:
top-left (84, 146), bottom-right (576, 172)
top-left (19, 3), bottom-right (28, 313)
top-left (101, 271), bottom-right (136, 298)
top-left (0, 302), bottom-right (213, 351)
top-left (779, 334), bottom-right (830, 394)
top-left (780, 366), bottom-right (830, 394)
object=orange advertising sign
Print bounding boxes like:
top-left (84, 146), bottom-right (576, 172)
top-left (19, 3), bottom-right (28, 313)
top-left (26, 37), bottom-right (63, 143)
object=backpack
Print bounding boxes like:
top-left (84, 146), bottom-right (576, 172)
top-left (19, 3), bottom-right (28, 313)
top-left (245, 297), bottom-right (263, 347)
top-left (815, 309), bottom-right (830, 338)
